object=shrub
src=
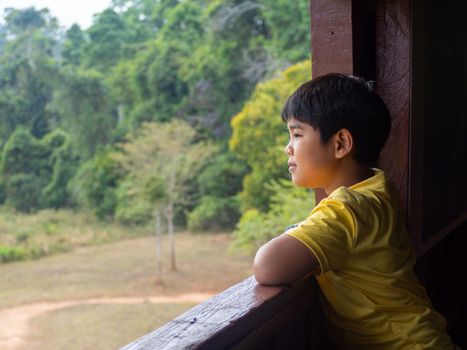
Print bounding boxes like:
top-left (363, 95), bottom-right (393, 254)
top-left (71, 150), bottom-right (122, 219)
top-left (229, 61), bottom-right (311, 213)
top-left (0, 246), bottom-right (27, 263)
top-left (232, 179), bottom-right (314, 253)
top-left (188, 195), bottom-right (240, 232)
top-left (5, 174), bottom-right (43, 212)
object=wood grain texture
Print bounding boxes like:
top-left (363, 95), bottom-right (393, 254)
top-left (311, 0), bottom-right (411, 222)
top-left (310, 0), bottom-right (353, 75)
top-left (311, 0), bottom-right (354, 205)
top-left (120, 275), bottom-right (317, 350)
top-left (374, 0), bottom-right (411, 222)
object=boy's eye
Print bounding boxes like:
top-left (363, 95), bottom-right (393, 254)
top-left (292, 134), bottom-right (302, 138)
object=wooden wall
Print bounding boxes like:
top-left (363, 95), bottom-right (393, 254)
top-left (310, 0), bottom-right (411, 227)
top-left (309, 0), bottom-right (466, 345)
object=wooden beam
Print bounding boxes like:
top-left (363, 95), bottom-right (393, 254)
top-left (120, 275), bottom-right (318, 350)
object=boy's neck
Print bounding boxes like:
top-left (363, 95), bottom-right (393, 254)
top-left (324, 161), bottom-right (374, 195)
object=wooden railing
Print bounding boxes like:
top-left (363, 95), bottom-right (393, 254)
top-left (121, 274), bottom-right (327, 350)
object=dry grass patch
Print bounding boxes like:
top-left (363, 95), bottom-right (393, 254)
top-left (25, 302), bottom-right (197, 350)
top-left (0, 209), bottom-right (148, 263)
top-left (0, 232), bottom-right (253, 309)
top-left (1, 231), bottom-right (253, 350)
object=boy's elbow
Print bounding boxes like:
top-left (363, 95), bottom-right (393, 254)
top-left (254, 258), bottom-right (276, 285)
top-left (254, 257), bottom-right (291, 286)
top-left (253, 240), bottom-right (285, 285)
top-left (253, 258), bottom-right (273, 285)
top-left (253, 234), bottom-right (318, 286)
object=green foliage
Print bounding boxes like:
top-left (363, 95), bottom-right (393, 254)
top-left (0, 209), bottom-right (151, 264)
top-left (197, 152), bottom-right (248, 198)
top-left (41, 129), bottom-right (79, 208)
top-left (111, 0), bottom-right (158, 41)
top-left (71, 150), bottom-right (122, 220)
top-left (112, 120), bottom-right (216, 226)
top-left (144, 175), bottom-right (167, 204)
top-left (0, 128), bottom-right (78, 212)
top-left (180, 0), bottom-right (270, 137)
top-left (115, 178), bottom-right (153, 225)
top-left (49, 67), bottom-right (114, 159)
top-left (188, 195), bottom-right (240, 232)
top-left (83, 9), bottom-right (133, 71)
top-left (122, 1), bottom-right (205, 126)
top-left (0, 245), bottom-right (27, 263)
top-left (62, 24), bottom-right (86, 66)
top-left (0, 179), bottom-right (6, 204)
top-left (232, 179), bottom-right (314, 253)
top-left (3, 7), bottom-right (56, 35)
top-left (6, 174), bottom-right (43, 212)
top-left (0, 8), bottom-right (60, 140)
top-left (0, 127), bottom-right (47, 176)
top-left (229, 60), bottom-right (311, 211)
top-left (239, 171), bottom-right (273, 212)
top-left (0, 1), bottom-right (313, 228)
top-left (186, 146), bottom-right (247, 232)
top-left (1, 128), bottom-right (48, 211)
top-left (260, 0), bottom-right (311, 64)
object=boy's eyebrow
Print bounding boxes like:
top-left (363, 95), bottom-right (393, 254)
top-left (288, 124), bottom-right (304, 131)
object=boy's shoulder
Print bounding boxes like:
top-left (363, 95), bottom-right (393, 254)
top-left (321, 168), bottom-right (397, 215)
top-left (329, 168), bottom-right (392, 200)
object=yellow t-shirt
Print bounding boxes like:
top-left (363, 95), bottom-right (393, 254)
top-left (285, 168), bottom-right (454, 349)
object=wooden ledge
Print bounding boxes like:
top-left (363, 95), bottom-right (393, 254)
top-left (121, 274), bottom-right (318, 350)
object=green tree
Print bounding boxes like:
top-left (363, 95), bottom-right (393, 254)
top-left (49, 67), bottom-right (115, 159)
top-left (112, 120), bottom-right (216, 270)
top-left (41, 129), bottom-right (79, 208)
top-left (180, 0), bottom-right (271, 138)
top-left (71, 150), bottom-right (122, 219)
top-left (260, 0), bottom-right (311, 64)
top-left (229, 60), bottom-right (311, 211)
top-left (232, 179), bottom-right (313, 253)
top-left (83, 9), bottom-right (129, 72)
top-left (62, 24), bottom-right (87, 66)
top-left (0, 7), bottom-right (60, 141)
top-left (188, 151), bottom-right (248, 231)
top-left (123, 1), bottom-right (206, 126)
top-left (0, 128), bottom-right (47, 211)
top-left (0, 127), bottom-right (76, 212)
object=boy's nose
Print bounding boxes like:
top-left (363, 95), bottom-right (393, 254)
top-left (284, 141), bottom-right (293, 156)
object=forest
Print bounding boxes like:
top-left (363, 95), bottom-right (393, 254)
top-left (0, 0), bottom-right (315, 261)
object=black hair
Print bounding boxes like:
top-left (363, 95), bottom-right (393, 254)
top-left (281, 73), bottom-right (391, 166)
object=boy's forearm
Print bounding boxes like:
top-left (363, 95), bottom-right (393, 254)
top-left (254, 234), bottom-right (319, 286)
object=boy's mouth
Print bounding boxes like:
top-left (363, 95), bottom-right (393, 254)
top-left (288, 161), bottom-right (297, 173)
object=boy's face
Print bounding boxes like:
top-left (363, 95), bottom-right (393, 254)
top-left (285, 117), bottom-right (338, 189)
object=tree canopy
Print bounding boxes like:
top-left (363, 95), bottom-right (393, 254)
top-left (0, 1), bottom-right (312, 248)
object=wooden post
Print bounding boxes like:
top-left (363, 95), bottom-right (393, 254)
top-left (310, 0), bottom-right (411, 228)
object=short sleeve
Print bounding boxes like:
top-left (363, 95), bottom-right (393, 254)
top-left (284, 198), bottom-right (357, 275)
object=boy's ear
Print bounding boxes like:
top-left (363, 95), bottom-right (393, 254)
top-left (333, 128), bottom-right (354, 159)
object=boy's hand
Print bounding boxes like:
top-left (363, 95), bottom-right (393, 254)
top-left (254, 233), bottom-right (320, 285)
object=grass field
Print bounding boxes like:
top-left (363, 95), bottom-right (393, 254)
top-left (28, 302), bottom-right (199, 350)
top-left (0, 231), bottom-right (254, 350)
top-left (0, 209), bottom-right (150, 263)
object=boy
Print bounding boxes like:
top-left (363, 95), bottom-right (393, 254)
top-left (254, 74), bottom-right (456, 349)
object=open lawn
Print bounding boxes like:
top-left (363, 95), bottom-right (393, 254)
top-left (0, 209), bottom-right (149, 263)
top-left (0, 231), bottom-right (254, 350)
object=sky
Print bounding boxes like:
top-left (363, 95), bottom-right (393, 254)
top-left (0, 0), bottom-right (112, 29)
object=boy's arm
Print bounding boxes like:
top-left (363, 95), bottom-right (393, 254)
top-left (254, 233), bottom-right (320, 285)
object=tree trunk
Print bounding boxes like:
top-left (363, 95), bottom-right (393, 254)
top-left (167, 202), bottom-right (176, 271)
top-left (155, 208), bottom-right (163, 282)
top-left (117, 103), bottom-right (125, 124)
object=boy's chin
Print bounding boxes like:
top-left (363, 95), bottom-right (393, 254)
top-left (291, 178), bottom-right (311, 188)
